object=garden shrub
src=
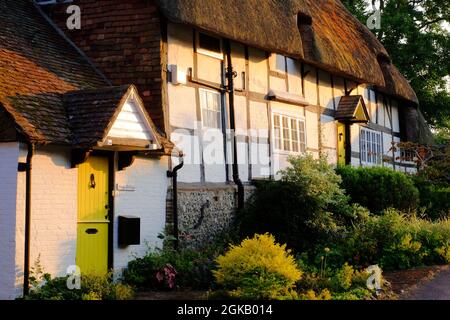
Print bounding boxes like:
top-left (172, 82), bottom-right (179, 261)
top-left (123, 247), bottom-right (216, 290)
top-left (123, 243), bottom-right (225, 290)
top-left (330, 209), bottom-right (450, 270)
top-left (413, 175), bottom-right (449, 220)
top-left (295, 256), bottom-right (376, 300)
top-left (124, 229), bottom-right (240, 291)
top-left (238, 155), bottom-right (352, 252)
top-left (25, 273), bottom-right (134, 300)
top-left (335, 166), bottom-right (420, 214)
top-left (299, 289), bottom-right (332, 300)
top-left (213, 233), bottom-right (302, 300)
top-left (333, 263), bottom-right (354, 290)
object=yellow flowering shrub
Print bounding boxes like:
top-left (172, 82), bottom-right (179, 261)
top-left (333, 263), bottom-right (354, 290)
top-left (213, 233), bottom-right (302, 300)
top-left (435, 245), bottom-right (450, 263)
top-left (299, 289), bottom-right (332, 300)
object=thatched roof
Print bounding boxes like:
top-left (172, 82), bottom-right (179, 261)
top-left (296, 0), bottom-right (417, 104)
top-left (155, 0), bottom-right (304, 59)
top-left (155, 0), bottom-right (418, 105)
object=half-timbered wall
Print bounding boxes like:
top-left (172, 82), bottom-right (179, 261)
top-left (166, 23), bottom-right (412, 184)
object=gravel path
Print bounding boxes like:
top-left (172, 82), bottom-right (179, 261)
top-left (406, 267), bottom-right (450, 300)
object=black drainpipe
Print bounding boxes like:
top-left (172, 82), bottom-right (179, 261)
top-left (23, 142), bottom-right (35, 296)
top-left (167, 155), bottom-right (184, 250)
top-left (225, 40), bottom-right (245, 210)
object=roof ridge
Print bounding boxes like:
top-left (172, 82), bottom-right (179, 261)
top-left (64, 84), bottom-right (132, 96)
top-left (33, 1), bottom-right (112, 87)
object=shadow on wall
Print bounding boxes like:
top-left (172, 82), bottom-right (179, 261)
top-left (14, 238), bottom-right (76, 299)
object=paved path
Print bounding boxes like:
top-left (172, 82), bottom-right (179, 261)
top-left (406, 267), bottom-right (450, 300)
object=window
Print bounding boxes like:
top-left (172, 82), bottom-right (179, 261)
top-left (200, 89), bottom-right (222, 129)
top-left (196, 32), bottom-right (223, 60)
top-left (360, 128), bottom-right (382, 165)
top-left (272, 113), bottom-right (306, 153)
top-left (271, 54), bottom-right (287, 73)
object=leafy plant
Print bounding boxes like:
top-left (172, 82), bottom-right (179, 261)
top-left (330, 208), bottom-right (450, 270)
top-left (413, 174), bottom-right (450, 220)
top-left (155, 264), bottom-right (177, 289)
top-left (295, 255), bottom-right (376, 300)
top-left (336, 165), bottom-right (420, 214)
top-left (213, 233), bottom-right (302, 300)
top-left (238, 155), bottom-right (352, 252)
top-left (25, 272), bottom-right (134, 300)
top-left (124, 247), bottom-right (217, 290)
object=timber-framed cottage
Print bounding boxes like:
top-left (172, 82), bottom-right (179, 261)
top-left (0, 0), bottom-right (431, 299)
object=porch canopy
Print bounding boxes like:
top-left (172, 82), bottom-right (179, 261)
top-left (335, 95), bottom-right (370, 124)
top-left (65, 85), bottom-right (164, 152)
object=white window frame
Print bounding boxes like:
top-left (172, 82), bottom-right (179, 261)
top-left (196, 32), bottom-right (223, 60)
top-left (360, 127), bottom-right (382, 165)
top-left (272, 112), bottom-right (306, 155)
top-left (199, 88), bottom-right (222, 129)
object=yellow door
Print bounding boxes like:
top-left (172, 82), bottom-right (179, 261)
top-left (337, 123), bottom-right (346, 166)
top-left (76, 156), bottom-right (109, 275)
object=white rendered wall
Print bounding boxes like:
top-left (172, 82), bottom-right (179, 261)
top-left (249, 101), bottom-right (270, 178)
top-left (14, 145), bottom-right (77, 298)
top-left (113, 156), bottom-right (169, 272)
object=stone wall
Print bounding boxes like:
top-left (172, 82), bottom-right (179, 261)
top-left (166, 183), bottom-right (255, 248)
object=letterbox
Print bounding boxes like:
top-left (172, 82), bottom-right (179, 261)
top-left (118, 215), bottom-right (140, 246)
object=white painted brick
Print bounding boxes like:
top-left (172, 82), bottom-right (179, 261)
top-left (113, 156), bottom-right (169, 272)
top-left (12, 146), bottom-right (77, 298)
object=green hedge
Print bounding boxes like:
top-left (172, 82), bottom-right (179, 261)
top-left (335, 166), bottom-right (420, 214)
top-left (413, 175), bottom-right (450, 220)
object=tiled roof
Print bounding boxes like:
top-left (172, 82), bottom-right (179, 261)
top-left (65, 85), bottom-right (131, 147)
top-left (0, 1), bottom-right (172, 153)
top-left (0, 0), bottom-right (107, 145)
top-left (335, 95), bottom-right (369, 121)
top-left (65, 85), bottom-right (173, 151)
